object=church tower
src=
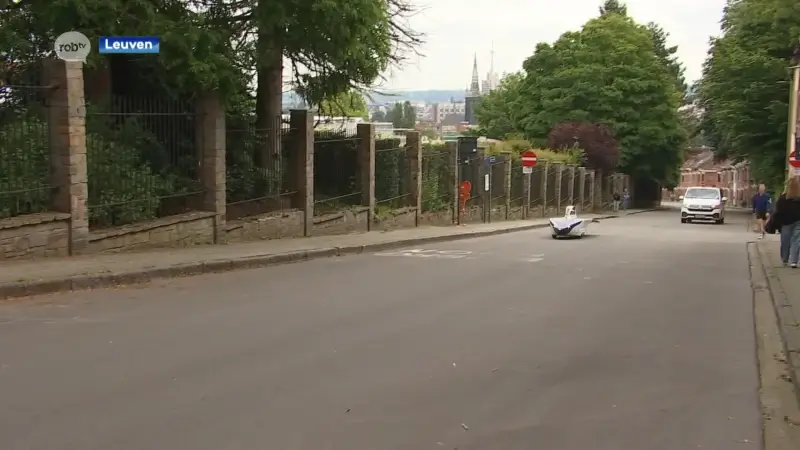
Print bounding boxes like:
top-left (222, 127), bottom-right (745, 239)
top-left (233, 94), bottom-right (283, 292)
top-left (469, 53), bottom-right (480, 96)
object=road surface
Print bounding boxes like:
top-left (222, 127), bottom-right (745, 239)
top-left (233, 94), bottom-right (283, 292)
top-left (0, 209), bottom-right (763, 449)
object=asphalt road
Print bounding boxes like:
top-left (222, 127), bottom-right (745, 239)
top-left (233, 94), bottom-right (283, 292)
top-left (0, 209), bottom-right (763, 450)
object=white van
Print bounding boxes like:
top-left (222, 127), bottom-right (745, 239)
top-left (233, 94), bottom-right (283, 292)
top-left (679, 187), bottom-right (727, 224)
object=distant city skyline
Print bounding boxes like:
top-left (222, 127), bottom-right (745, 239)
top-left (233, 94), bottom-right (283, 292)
top-left (379, 0), bottom-right (726, 91)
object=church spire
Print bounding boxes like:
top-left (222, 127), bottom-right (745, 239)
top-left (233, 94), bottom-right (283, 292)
top-left (469, 53), bottom-right (480, 96)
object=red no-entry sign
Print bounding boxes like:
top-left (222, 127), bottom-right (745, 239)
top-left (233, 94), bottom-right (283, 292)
top-left (791, 151), bottom-right (800, 168)
top-left (521, 150), bottom-right (537, 167)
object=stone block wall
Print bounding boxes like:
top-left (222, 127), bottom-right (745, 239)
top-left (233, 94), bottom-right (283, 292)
top-left (0, 213), bottom-right (71, 260)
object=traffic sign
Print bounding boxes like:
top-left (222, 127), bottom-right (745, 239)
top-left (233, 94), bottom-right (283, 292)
top-left (521, 150), bottom-right (537, 167)
top-left (522, 166), bottom-right (532, 174)
top-left (791, 151), bottom-right (800, 168)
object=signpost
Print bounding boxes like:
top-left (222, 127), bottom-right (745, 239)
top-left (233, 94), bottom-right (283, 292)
top-left (790, 151), bottom-right (800, 176)
top-left (521, 151), bottom-right (537, 218)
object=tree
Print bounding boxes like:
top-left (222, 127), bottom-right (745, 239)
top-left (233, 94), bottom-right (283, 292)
top-left (646, 22), bottom-right (687, 101)
top-left (698, 0), bottom-right (800, 191)
top-left (371, 110), bottom-right (387, 121)
top-left (319, 90), bottom-right (369, 119)
top-left (475, 72), bottom-right (524, 139)
top-left (599, 0), bottom-right (627, 15)
top-left (518, 12), bottom-right (685, 184)
top-left (386, 101), bottom-right (415, 128)
top-left (547, 122), bottom-right (620, 172)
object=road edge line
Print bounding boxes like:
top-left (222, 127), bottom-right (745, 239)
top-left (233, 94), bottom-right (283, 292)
top-left (748, 242), bottom-right (800, 449)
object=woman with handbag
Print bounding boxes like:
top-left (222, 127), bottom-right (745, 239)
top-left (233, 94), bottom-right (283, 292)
top-left (772, 177), bottom-right (800, 267)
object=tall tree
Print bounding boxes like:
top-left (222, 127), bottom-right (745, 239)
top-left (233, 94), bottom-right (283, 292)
top-left (698, 0), bottom-right (800, 190)
top-left (646, 22), bottom-right (687, 101)
top-left (599, 0), bottom-right (627, 16)
top-left (519, 12), bottom-right (685, 184)
top-left (475, 72), bottom-right (524, 139)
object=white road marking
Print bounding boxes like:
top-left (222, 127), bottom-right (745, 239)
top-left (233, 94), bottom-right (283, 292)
top-left (374, 249), bottom-right (472, 259)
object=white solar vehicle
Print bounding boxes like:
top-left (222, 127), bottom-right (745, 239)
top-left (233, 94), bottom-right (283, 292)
top-left (550, 206), bottom-right (594, 239)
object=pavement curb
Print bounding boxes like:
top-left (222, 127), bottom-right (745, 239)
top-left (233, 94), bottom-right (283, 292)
top-left (0, 212), bottom-right (642, 300)
top-left (755, 242), bottom-right (800, 408)
top-left (749, 243), bottom-right (800, 448)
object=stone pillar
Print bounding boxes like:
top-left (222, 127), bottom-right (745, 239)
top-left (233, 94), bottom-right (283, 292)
top-left (567, 165), bottom-right (575, 206)
top-left (445, 141), bottom-right (459, 224)
top-left (589, 170), bottom-right (596, 211)
top-left (578, 167), bottom-right (586, 213)
top-left (540, 161), bottom-right (550, 217)
top-left (405, 131), bottom-right (422, 225)
top-left (555, 163), bottom-right (563, 213)
top-left (195, 93), bottom-right (227, 243)
top-left (289, 109), bottom-right (314, 236)
top-left (43, 59), bottom-right (88, 254)
top-left (357, 123), bottom-right (376, 230)
top-left (594, 170), bottom-right (603, 211)
top-left (502, 152), bottom-right (512, 219)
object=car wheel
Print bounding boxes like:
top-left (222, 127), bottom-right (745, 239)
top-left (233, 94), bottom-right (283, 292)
top-left (716, 218), bottom-right (724, 224)
top-left (551, 234), bottom-right (558, 239)
top-left (681, 218), bottom-right (687, 223)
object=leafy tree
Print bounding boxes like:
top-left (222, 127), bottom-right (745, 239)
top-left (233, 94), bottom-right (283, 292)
top-left (518, 12), bottom-right (685, 184)
top-left (475, 72), bottom-right (524, 139)
top-left (599, 0), bottom-right (627, 15)
top-left (386, 101), bottom-right (415, 128)
top-left (646, 22), bottom-right (687, 100)
top-left (547, 122), bottom-right (620, 172)
top-left (319, 90), bottom-right (369, 119)
top-left (698, 0), bottom-right (800, 190)
top-left (371, 110), bottom-right (387, 121)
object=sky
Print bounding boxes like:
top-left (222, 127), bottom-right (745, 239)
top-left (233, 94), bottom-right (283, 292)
top-left (379, 0), bottom-right (727, 91)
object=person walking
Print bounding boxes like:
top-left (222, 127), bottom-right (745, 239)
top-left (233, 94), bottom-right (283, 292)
top-left (773, 177), bottom-right (800, 267)
top-left (752, 184), bottom-right (771, 239)
top-left (621, 189), bottom-right (630, 211)
top-left (612, 192), bottom-right (620, 212)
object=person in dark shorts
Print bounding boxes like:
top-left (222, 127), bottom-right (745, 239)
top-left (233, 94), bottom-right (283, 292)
top-left (752, 184), bottom-right (771, 238)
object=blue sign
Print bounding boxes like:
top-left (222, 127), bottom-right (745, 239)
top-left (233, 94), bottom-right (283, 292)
top-left (99, 36), bottom-right (160, 54)
top-left (484, 156), bottom-right (496, 165)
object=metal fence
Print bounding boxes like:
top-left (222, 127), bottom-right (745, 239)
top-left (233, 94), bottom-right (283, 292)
top-left (375, 138), bottom-right (410, 209)
top-left (459, 155), bottom-right (484, 217)
top-left (583, 170), bottom-right (594, 211)
top-left (85, 95), bottom-right (203, 228)
top-left (545, 164), bottom-right (557, 213)
top-left (313, 126), bottom-right (361, 215)
top-left (0, 63), bottom-right (53, 219)
top-left (509, 159), bottom-right (525, 212)
top-left (421, 146), bottom-right (453, 212)
top-left (226, 116), bottom-right (294, 220)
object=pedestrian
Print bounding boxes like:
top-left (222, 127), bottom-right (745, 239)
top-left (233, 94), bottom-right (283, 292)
top-left (621, 189), bottom-right (630, 210)
top-left (773, 177), bottom-right (800, 268)
top-left (612, 191), bottom-right (620, 212)
top-left (752, 184), bottom-right (772, 239)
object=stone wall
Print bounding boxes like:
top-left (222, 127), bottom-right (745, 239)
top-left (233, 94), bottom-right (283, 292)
top-left (86, 212), bottom-right (215, 254)
top-left (312, 208), bottom-right (370, 235)
top-left (224, 210), bottom-right (305, 243)
top-left (0, 213), bottom-right (71, 260)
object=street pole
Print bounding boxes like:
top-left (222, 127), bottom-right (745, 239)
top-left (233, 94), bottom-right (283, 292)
top-left (524, 171), bottom-right (532, 219)
top-left (786, 64), bottom-right (799, 181)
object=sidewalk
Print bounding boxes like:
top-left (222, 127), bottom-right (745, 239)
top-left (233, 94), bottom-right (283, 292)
top-left (0, 209), bottom-right (653, 299)
top-left (757, 241), bottom-right (800, 406)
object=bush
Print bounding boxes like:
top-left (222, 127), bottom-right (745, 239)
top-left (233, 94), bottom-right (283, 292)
top-left (421, 143), bottom-right (451, 211)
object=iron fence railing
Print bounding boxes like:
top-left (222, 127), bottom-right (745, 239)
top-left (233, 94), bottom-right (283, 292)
top-left (85, 95), bottom-right (203, 228)
top-left (226, 116), bottom-right (296, 220)
top-left (313, 127), bottom-right (361, 215)
top-left (0, 64), bottom-right (53, 219)
top-left (375, 139), bottom-right (410, 209)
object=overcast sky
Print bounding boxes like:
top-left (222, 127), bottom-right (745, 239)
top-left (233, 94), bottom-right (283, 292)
top-left (379, 0), bottom-right (726, 91)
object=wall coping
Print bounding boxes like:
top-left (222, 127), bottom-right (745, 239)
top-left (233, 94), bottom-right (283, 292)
top-left (88, 211), bottom-right (216, 241)
top-left (0, 212), bottom-right (71, 230)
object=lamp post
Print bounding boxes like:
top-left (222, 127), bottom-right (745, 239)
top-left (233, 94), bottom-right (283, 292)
top-left (786, 45), bottom-right (800, 180)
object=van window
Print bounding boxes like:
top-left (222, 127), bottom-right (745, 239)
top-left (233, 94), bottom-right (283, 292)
top-left (685, 188), bottom-right (719, 199)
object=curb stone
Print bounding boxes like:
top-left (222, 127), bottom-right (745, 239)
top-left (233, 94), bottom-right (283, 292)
top-left (756, 242), bottom-right (800, 408)
top-left (0, 212), bottom-right (646, 300)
